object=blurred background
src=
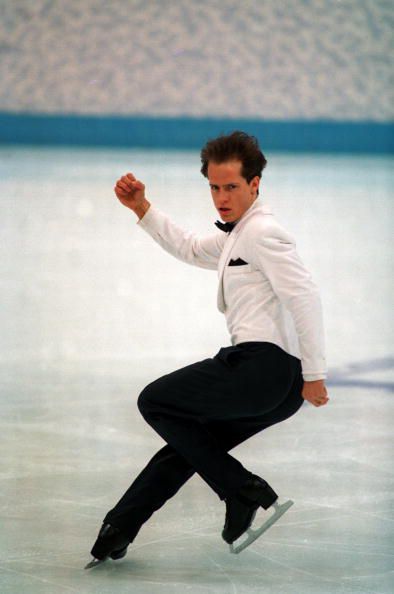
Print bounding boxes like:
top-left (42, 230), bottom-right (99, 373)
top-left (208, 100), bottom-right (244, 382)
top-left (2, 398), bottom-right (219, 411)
top-left (0, 0), bottom-right (393, 149)
top-left (0, 2), bottom-right (393, 593)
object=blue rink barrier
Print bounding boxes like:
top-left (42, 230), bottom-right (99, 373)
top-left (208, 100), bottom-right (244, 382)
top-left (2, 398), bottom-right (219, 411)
top-left (0, 112), bottom-right (393, 154)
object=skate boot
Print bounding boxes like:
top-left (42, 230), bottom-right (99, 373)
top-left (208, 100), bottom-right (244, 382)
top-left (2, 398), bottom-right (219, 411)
top-left (85, 523), bottom-right (130, 569)
top-left (222, 474), bottom-right (293, 554)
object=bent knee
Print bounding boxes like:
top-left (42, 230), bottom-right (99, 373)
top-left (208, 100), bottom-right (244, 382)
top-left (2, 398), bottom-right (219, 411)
top-left (137, 382), bottom-right (160, 414)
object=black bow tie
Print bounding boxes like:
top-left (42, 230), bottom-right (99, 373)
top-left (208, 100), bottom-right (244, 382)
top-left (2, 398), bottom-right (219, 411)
top-left (215, 220), bottom-right (236, 233)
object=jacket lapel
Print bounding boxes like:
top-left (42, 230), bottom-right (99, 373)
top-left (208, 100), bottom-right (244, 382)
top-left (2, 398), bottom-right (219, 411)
top-left (217, 232), bottom-right (239, 312)
top-left (216, 202), bottom-right (272, 313)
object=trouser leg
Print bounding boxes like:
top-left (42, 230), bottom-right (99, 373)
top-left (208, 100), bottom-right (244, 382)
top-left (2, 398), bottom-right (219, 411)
top-left (137, 343), bottom-right (300, 499)
top-left (104, 444), bottom-right (193, 541)
top-left (105, 344), bottom-right (304, 541)
top-left (105, 423), bottom-right (256, 541)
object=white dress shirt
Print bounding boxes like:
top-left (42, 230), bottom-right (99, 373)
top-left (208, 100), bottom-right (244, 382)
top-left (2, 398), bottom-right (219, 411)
top-left (137, 199), bottom-right (327, 382)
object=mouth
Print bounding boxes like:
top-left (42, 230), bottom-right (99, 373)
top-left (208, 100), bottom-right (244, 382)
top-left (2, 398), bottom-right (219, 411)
top-left (219, 208), bottom-right (231, 214)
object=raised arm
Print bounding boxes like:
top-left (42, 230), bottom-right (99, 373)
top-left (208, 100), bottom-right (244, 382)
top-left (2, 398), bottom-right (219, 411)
top-left (114, 172), bottom-right (226, 270)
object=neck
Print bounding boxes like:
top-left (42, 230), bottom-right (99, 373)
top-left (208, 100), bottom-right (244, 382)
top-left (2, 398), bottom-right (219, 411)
top-left (237, 197), bottom-right (259, 221)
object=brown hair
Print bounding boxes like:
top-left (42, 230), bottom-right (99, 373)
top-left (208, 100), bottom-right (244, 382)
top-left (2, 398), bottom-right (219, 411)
top-left (200, 131), bottom-right (267, 184)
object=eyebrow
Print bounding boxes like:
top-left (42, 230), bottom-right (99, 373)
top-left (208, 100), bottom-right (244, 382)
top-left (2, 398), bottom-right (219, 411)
top-left (209, 182), bottom-right (239, 188)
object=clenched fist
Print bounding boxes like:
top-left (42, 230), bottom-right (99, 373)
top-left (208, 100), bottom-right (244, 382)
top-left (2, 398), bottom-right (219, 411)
top-left (302, 379), bottom-right (329, 407)
top-left (114, 172), bottom-right (151, 219)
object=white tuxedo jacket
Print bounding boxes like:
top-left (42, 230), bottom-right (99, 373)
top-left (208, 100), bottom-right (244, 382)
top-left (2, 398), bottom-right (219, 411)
top-left (137, 199), bottom-right (327, 381)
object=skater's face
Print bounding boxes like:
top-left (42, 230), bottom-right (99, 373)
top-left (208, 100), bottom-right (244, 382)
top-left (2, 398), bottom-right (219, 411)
top-left (207, 160), bottom-right (260, 223)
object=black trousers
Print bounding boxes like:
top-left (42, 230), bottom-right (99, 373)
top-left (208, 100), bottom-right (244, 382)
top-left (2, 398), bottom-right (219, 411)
top-left (104, 342), bottom-right (304, 542)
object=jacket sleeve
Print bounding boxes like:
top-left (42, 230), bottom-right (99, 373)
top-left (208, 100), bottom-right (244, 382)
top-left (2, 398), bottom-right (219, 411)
top-left (249, 224), bottom-right (327, 381)
top-left (136, 204), bottom-right (226, 270)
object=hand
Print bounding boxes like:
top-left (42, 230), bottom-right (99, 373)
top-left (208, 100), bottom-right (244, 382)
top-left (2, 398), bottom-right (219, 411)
top-left (301, 379), bottom-right (329, 407)
top-left (114, 172), bottom-right (150, 217)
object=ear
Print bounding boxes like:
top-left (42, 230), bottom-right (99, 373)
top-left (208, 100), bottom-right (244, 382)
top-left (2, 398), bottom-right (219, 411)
top-left (250, 176), bottom-right (260, 195)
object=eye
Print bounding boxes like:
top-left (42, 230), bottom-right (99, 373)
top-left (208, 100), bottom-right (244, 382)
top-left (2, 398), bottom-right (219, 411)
top-left (210, 185), bottom-right (219, 192)
top-left (226, 184), bottom-right (237, 191)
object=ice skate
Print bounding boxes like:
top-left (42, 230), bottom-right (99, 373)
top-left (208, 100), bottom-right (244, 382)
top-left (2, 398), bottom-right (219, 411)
top-left (222, 474), bottom-right (279, 544)
top-left (84, 523), bottom-right (130, 569)
top-left (229, 499), bottom-right (294, 554)
top-left (84, 545), bottom-right (128, 569)
top-left (84, 558), bottom-right (107, 569)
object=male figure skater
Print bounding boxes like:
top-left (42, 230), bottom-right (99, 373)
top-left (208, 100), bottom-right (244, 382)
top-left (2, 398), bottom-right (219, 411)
top-left (86, 131), bottom-right (328, 568)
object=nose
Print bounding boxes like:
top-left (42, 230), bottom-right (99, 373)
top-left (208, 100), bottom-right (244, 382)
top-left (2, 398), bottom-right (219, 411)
top-left (216, 188), bottom-right (231, 204)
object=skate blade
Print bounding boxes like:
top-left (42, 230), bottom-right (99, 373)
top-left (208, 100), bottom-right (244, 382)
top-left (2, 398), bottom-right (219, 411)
top-left (84, 557), bottom-right (107, 569)
top-left (229, 499), bottom-right (294, 554)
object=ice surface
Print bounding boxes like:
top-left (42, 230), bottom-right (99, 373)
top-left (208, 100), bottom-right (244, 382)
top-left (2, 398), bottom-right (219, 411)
top-left (0, 146), bottom-right (393, 593)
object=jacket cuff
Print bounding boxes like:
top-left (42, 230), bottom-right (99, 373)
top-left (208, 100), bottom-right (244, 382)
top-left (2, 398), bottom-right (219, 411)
top-left (136, 204), bottom-right (157, 228)
top-left (302, 373), bottom-right (327, 382)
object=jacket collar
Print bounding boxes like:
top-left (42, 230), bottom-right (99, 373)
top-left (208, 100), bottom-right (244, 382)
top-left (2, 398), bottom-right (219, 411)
top-left (231, 199), bottom-right (272, 231)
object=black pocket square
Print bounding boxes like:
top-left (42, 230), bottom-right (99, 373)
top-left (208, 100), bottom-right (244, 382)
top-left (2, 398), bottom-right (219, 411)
top-left (228, 257), bottom-right (248, 266)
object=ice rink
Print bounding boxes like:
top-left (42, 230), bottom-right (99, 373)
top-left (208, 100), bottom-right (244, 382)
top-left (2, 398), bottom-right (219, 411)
top-left (1, 146), bottom-right (393, 593)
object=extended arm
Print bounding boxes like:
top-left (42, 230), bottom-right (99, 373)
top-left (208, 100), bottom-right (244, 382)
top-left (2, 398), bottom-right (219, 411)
top-left (114, 172), bottom-right (226, 270)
